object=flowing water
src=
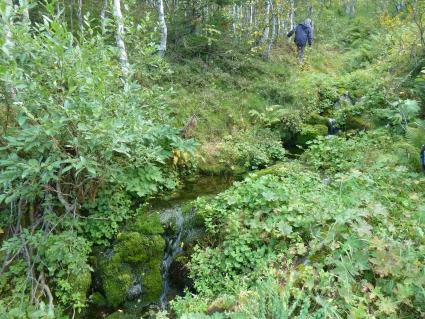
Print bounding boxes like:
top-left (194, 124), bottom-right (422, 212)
top-left (159, 207), bottom-right (184, 309)
top-left (151, 175), bottom-right (235, 309)
top-left (85, 175), bottom-right (236, 318)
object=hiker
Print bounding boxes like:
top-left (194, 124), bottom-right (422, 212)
top-left (287, 19), bottom-right (313, 63)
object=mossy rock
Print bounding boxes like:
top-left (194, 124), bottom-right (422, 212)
top-left (95, 214), bottom-right (165, 308)
top-left (69, 269), bottom-right (92, 305)
top-left (295, 124), bottom-right (328, 146)
top-left (141, 264), bottom-right (163, 304)
top-left (116, 232), bottom-right (164, 264)
top-left (131, 214), bottom-right (164, 235)
top-left (99, 256), bottom-right (134, 307)
top-left (307, 113), bottom-right (329, 126)
top-left (249, 163), bottom-right (286, 179)
top-left (345, 115), bottom-right (374, 130)
top-left (90, 292), bottom-right (107, 307)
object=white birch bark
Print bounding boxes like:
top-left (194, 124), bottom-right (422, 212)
top-left (277, 2), bottom-right (283, 36)
top-left (344, 0), bottom-right (356, 16)
top-left (261, 0), bottom-right (271, 44)
top-left (100, 0), bottom-right (108, 34)
top-left (232, 5), bottom-right (236, 34)
top-left (264, 0), bottom-right (276, 59)
top-left (289, 0), bottom-right (295, 31)
top-left (112, 0), bottom-right (129, 77)
top-left (249, 3), bottom-right (253, 26)
top-left (70, 0), bottom-right (74, 33)
top-left (3, 1), bottom-right (14, 63)
top-left (4, 0), bottom-right (17, 125)
top-left (157, 0), bottom-right (167, 57)
top-left (77, 0), bottom-right (83, 31)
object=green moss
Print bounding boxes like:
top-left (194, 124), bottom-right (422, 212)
top-left (295, 124), bottom-right (328, 146)
top-left (249, 163), bottom-right (286, 179)
top-left (100, 256), bottom-right (134, 307)
top-left (141, 266), bottom-right (163, 303)
top-left (69, 270), bottom-right (91, 305)
top-left (116, 232), bottom-right (153, 263)
top-left (131, 214), bottom-right (164, 235)
top-left (96, 213), bottom-right (165, 308)
top-left (307, 113), bottom-right (329, 126)
top-left (90, 292), bottom-right (107, 307)
top-left (345, 115), bottom-right (374, 130)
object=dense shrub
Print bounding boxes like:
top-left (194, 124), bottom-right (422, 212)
top-left (0, 10), bottom-right (193, 317)
top-left (172, 130), bottom-right (425, 318)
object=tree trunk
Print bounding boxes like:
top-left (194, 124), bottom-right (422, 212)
top-left (112, 0), bottom-right (130, 77)
top-left (3, 0), bottom-right (17, 101)
top-left (70, 0), bottom-right (74, 33)
top-left (277, 2), bottom-right (283, 37)
top-left (100, 0), bottom-right (108, 34)
top-left (77, 0), bottom-right (83, 31)
top-left (345, 0), bottom-right (356, 16)
top-left (264, 0), bottom-right (276, 59)
top-left (232, 5), bottom-right (237, 34)
top-left (3, 0), bottom-right (15, 65)
top-left (249, 3), bottom-right (253, 26)
top-left (289, 0), bottom-right (295, 31)
top-left (157, 0), bottom-right (167, 57)
top-left (261, 0), bottom-right (271, 44)
top-left (395, 0), bottom-right (405, 12)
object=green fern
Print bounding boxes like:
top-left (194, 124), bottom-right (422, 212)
top-left (406, 122), bottom-right (425, 148)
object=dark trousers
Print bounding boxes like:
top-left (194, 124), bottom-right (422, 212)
top-left (297, 45), bottom-right (305, 63)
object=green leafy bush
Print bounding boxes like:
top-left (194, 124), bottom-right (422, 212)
top-left (0, 9), bottom-right (193, 317)
top-left (173, 130), bottom-right (425, 318)
top-left (217, 129), bottom-right (285, 171)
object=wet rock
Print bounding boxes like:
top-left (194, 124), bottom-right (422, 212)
top-left (334, 91), bottom-right (355, 109)
top-left (127, 284), bottom-right (142, 300)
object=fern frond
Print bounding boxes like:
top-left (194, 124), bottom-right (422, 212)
top-left (406, 126), bottom-right (425, 149)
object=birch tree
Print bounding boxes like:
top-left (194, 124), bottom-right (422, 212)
top-left (77, 0), bottom-right (83, 31)
top-left (264, 0), bottom-right (277, 59)
top-left (261, 0), bottom-right (271, 44)
top-left (2, 0), bottom-right (16, 136)
top-left (344, 0), bottom-right (356, 16)
top-left (157, 0), bottom-right (167, 57)
top-left (70, 0), bottom-right (74, 33)
top-left (289, 0), bottom-right (295, 31)
top-left (100, 0), bottom-right (108, 34)
top-left (112, 0), bottom-right (130, 77)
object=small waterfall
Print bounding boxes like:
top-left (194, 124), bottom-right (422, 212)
top-left (327, 118), bottom-right (339, 135)
top-left (159, 207), bottom-right (185, 309)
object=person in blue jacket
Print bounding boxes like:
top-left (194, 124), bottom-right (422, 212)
top-left (287, 19), bottom-right (313, 63)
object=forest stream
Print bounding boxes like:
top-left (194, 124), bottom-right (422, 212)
top-left (86, 175), bottom-right (236, 318)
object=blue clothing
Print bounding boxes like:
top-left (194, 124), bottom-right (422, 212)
top-left (421, 145), bottom-right (425, 171)
top-left (287, 23), bottom-right (313, 47)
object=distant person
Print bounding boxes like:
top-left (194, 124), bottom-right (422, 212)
top-left (287, 19), bottom-right (313, 63)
